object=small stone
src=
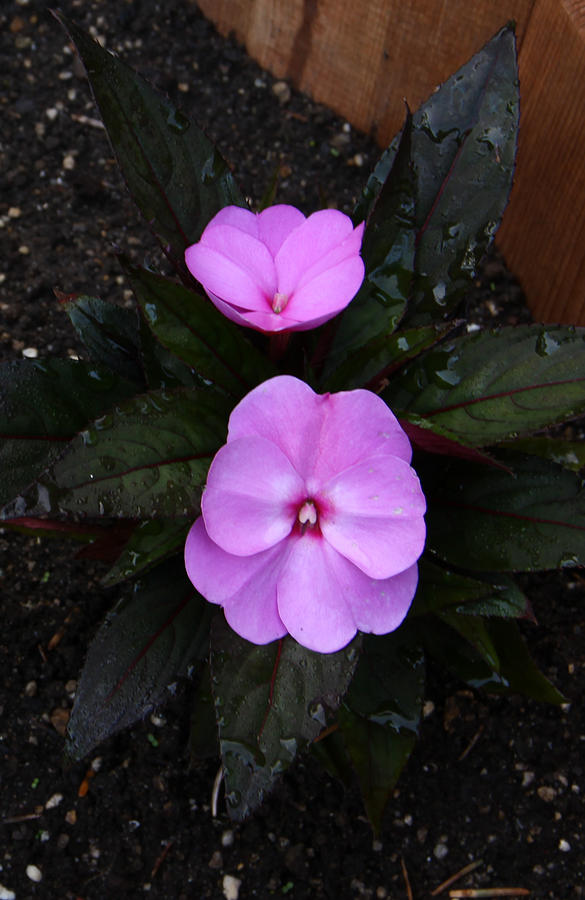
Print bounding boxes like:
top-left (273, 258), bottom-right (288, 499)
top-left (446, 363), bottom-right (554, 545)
top-left (208, 850), bottom-right (223, 869)
top-left (537, 785), bottom-right (556, 802)
top-left (0, 884), bottom-right (16, 900)
top-left (522, 771), bottom-right (535, 787)
top-left (18, 245), bottom-right (30, 255)
top-left (22, 347), bottom-right (38, 358)
top-left (433, 842), bottom-right (449, 860)
top-left (272, 80), bottom-right (291, 104)
top-left (65, 679), bottom-right (77, 694)
top-left (46, 107), bottom-right (59, 121)
top-left (222, 874), bottom-right (241, 900)
top-left (26, 864), bottom-right (42, 882)
top-left (8, 207), bottom-right (21, 218)
top-left (559, 839), bottom-right (571, 852)
top-left (221, 829), bottom-right (235, 847)
top-left (65, 809), bottom-right (77, 825)
top-left (50, 707), bottom-right (69, 736)
top-left (24, 680), bottom-right (37, 696)
top-left (63, 154), bottom-right (76, 170)
top-left (45, 793), bottom-right (63, 810)
top-left (178, 82), bottom-right (189, 92)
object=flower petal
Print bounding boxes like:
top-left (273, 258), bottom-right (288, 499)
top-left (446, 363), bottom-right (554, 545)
top-left (309, 387), bottom-right (414, 483)
top-left (285, 255), bottom-right (365, 322)
top-left (184, 518), bottom-right (287, 643)
top-left (319, 456), bottom-right (426, 578)
top-left (188, 224), bottom-right (276, 300)
top-left (293, 221), bottom-right (364, 291)
top-left (275, 209), bottom-right (356, 295)
top-left (226, 376), bottom-right (325, 477)
top-left (276, 533), bottom-right (357, 653)
top-left (257, 204), bottom-right (306, 256)
top-left (202, 436), bottom-right (304, 556)
top-left (202, 205), bottom-right (259, 238)
top-left (323, 545), bottom-right (419, 635)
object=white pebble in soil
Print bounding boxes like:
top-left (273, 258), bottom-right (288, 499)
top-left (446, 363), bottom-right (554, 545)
top-left (0, 884), bottom-right (16, 900)
top-left (222, 874), bottom-right (241, 900)
top-left (26, 864), bottom-right (42, 882)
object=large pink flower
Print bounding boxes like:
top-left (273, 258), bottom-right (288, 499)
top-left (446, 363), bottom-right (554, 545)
top-left (184, 376), bottom-right (426, 653)
top-left (184, 205), bottom-right (365, 332)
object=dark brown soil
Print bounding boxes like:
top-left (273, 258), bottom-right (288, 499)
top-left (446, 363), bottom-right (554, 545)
top-left (1, 2), bottom-right (584, 898)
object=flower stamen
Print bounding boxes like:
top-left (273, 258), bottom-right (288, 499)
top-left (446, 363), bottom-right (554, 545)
top-left (271, 291), bottom-right (289, 314)
top-left (298, 499), bottom-right (318, 527)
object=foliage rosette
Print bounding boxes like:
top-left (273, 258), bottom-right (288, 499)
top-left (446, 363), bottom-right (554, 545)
top-left (2, 14), bottom-right (583, 830)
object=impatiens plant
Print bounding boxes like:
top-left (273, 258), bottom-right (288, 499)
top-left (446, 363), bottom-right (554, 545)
top-left (3, 13), bottom-right (585, 831)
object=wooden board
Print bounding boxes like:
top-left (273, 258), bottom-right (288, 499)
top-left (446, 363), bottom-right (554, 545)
top-left (198, 0), bottom-right (585, 324)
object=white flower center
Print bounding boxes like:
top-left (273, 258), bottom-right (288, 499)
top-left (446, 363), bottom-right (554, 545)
top-left (298, 500), bottom-right (318, 526)
top-left (271, 291), bottom-right (289, 314)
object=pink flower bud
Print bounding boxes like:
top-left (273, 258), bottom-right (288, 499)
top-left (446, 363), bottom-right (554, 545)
top-left (185, 205), bottom-right (365, 333)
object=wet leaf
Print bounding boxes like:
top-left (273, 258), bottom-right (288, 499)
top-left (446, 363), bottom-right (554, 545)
top-left (418, 615), bottom-right (563, 702)
top-left (413, 559), bottom-right (530, 619)
top-left (0, 360), bottom-right (137, 507)
top-left (424, 454), bottom-right (585, 571)
top-left (409, 25), bottom-right (518, 322)
top-left (54, 12), bottom-right (245, 274)
top-left (338, 628), bottom-right (424, 833)
top-left (210, 618), bottom-right (360, 821)
top-left (128, 263), bottom-right (275, 397)
top-left (66, 559), bottom-right (213, 760)
top-left (320, 324), bottom-right (447, 393)
top-left (102, 518), bottom-right (191, 586)
top-left (499, 436), bottom-right (585, 472)
top-left (323, 114), bottom-right (415, 378)
top-left (63, 295), bottom-right (145, 385)
top-left (385, 325), bottom-right (585, 446)
top-left (2, 386), bottom-right (231, 520)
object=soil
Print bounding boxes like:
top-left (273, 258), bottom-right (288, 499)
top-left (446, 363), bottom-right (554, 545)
top-left (1, 2), bottom-right (584, 898)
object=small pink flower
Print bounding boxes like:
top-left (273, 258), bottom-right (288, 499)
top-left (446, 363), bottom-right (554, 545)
top-left (185, 376), bottom-right (426, 653)
top-left (184, 205), bottom-right (365, 332)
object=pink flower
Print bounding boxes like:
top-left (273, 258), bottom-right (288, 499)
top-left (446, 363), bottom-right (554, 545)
top-left (184, 376), bottom-right (426, 653)
top-left (184, 205), bottom-right (365, 332)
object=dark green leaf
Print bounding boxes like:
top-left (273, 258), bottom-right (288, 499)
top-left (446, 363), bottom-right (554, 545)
top-left (418, 615), bottom-right (563, 702)
top-left (385, 325), bottom-right (585, 446)
top-left (409, 25), bottom-right (518, 322)
top-left (424, 454), bottom-right (585, 571)
top-left (413, 559), bottom-right (530, 619)
top-left (2, 386), bottom-right (231, 520)
top-left (63, 294), bottom-right (145, 385)
top-left (0, 359), bottom-right (138, 507)
top-left (355, 26), bottom-right (518, 324)
top-left (320, 324), bottom-right (447, 393)
top-left (324, 115), bottom-right (415, 377)
top-left (54, 12), bottom-right (245, 273)
top-left (128, 264), bottom-right (275, 397)
top-left (499, 436), bottom-right (585, 472)
top-left (66, 559), bottom-right (213, 760)
top-left (338, 628), bottom-right (424, 832)
top-left (486, 619), bottom-right (565, 703)
top-left (189, 663), bottom-right (220, 760)
top-left (102, 518), bottom-right (191, 586)
top-left (210, 618), bottom-right (360, 821)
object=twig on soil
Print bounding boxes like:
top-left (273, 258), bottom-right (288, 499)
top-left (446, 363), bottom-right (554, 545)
top-left (458, 725), bottom-right (485, 762)
top-left (151, 839), bottom-right (174, 879)
top-left (2, 806), bottom-right (43, 824)
top-left (448, 890), bottom-right (530, 898)
top-left (401, 856), bottom-right (414, 900)
top-left (431, 859), bottom-right (483, 895)
top-left (211, 765), bottom-right (224, 818)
